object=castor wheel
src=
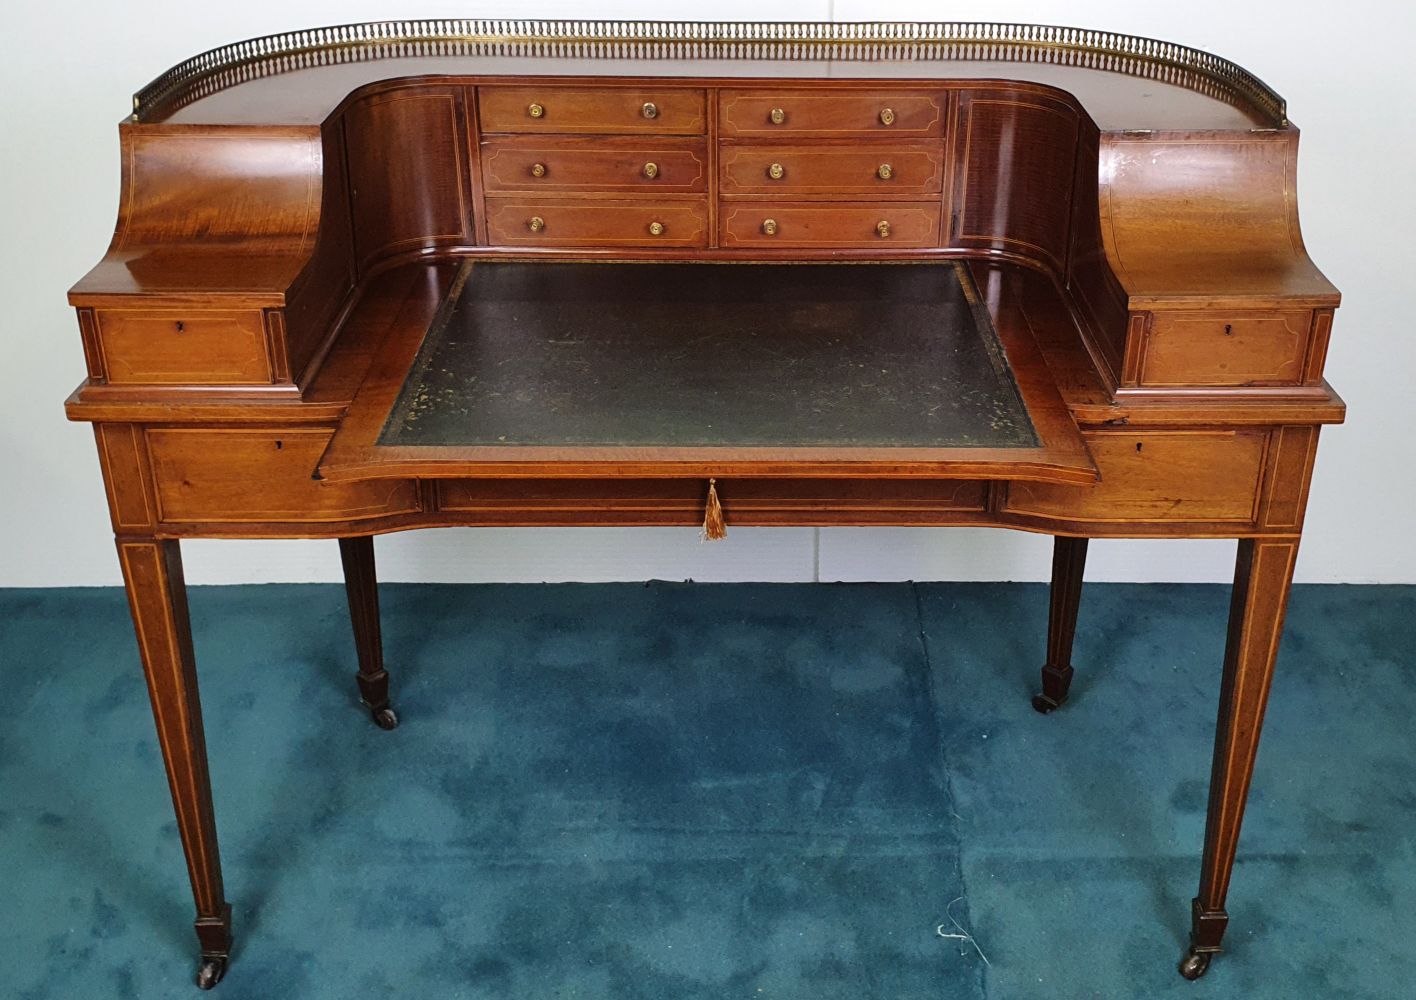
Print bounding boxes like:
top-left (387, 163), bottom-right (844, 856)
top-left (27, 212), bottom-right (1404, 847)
top-left (370, 706), bottom-right (399, 730)
top-left (1031, 693), bottom-right (1064, 714)
top-left (1178, 947), bottom-right (1213, 981)
top-left (196, 956), bottom-right (228, 990)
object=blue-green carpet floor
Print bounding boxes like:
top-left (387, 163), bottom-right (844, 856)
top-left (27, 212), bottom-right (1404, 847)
top-left (1, 582), bottom-right (1413, 999)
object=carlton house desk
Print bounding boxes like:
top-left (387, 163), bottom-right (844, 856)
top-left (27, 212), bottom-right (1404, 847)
top-left (63, 21), bottom-right (1344, 989)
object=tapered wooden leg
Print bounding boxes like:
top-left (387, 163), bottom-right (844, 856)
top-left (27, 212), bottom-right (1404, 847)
top-left (1179, 537), bottom-right (1300, 981)
top-left (115, 538), bottom-right (232, 990)
top-left (1032, 536), bottom-right (1089, 713)
top-left (339, 536), bottom-right (398, 730)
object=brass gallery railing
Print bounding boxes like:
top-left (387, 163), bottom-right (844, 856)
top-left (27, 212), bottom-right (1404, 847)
top-left (131, 20), bottom-right (1288, 126)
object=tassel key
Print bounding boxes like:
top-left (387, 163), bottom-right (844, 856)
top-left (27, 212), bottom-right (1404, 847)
top-left (702, 478), bottom-right (727, 541)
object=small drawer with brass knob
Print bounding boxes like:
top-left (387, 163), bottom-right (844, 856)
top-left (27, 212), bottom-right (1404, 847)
top-left (485, 197), bottom-right (709, 247)
top-left (719, 89), bottom-right (944, 136)
top-left (719, 202), bottom-right (941, 248)
top-left (718, 144), bottom-right (943, 195)
top-left (478, 86), bottom-right (707, 134)
top-left (481, 137), bottom-right (708, 193)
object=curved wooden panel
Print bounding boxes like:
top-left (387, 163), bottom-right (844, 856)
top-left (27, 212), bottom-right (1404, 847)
top-left (1097, 131), bottom-right (1337, 307)
top-left (955, 90), bottom-right (1079, 272)
top-left (345, 85), bottom-right (472, 270)
top-left (113, 126), bottom-right (321, 250)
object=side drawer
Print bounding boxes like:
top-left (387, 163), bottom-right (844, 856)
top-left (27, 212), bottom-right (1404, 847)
top-left (481, 136), bottom-right (708, 193)
top-left (719, 89), bottom-right (945, 137)
top-left (147, 428), bottom-right (420, 523)
top-left (719, 143), bottom-right (945, 196)
top-left (1135, 310), bottom-right (1312, 387)
top-left (94, 308), bottom-right (272, 385)
top-left (484, 197), bottom-right (710, 247)
top-left (478, 86), bottom-right (706, 134)
top-left (1004, 430), bottom-right (1267, 524)
top-left (719, 201), bottom-right (941, 248)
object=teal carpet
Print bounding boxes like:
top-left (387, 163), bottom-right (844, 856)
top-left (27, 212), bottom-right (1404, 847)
top-left (1, 582), bottom-right (1413, 998)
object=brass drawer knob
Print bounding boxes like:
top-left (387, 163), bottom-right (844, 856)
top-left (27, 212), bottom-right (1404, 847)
top-left (531, 162), bottom-right (547, 178)
top-left (642, 101), bottom-right (659, 119)
top-left (876, 220), bottom-right (892, 238)
top-left (528, 102), bottom-right (545, 118)
top-left (648, 221), bottom-right (665, 236)
top-left (761, 218), bottom-right (778, 236)
top-left (879, 107), bottom-right (896, 126)
top-left (767, 162), bottom-right (785, 180)
top-left (642, 161), bottom-right (659, 179)
top-left (769, 107), bottom-right (786, 125)
top-left (877, 163), bottom-right (894, 180)
top-left (527, 216), bottom-right (546, 233)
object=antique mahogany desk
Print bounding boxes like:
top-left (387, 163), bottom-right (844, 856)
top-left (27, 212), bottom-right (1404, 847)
top-left (65, 21), bottom-right (1345, 989)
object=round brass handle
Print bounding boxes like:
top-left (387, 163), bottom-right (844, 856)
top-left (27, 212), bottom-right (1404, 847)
top-left (879, 107), bottom-right (896, 126)
top-left (528, 216), bottom-right (546, 233)
top-left (531, 162), bottom-right (547, 178)
top-left (767, 162), bottom-right (785, 180)
top-left (769, 107), bottom-right (786, 125)
top-left (642, 102), bottom-right (659, 119)
top-left (876, 220), bottom-right (892, 238)
top-left (877, 163), bottom-right (894, 180)
top-left (648, 221), bottom-right (665, 236)
top-left (528, 102), bottom-right (545, 118)
top-left (642, 161), bottom-right (659, 179)
top-left (761, 218), bottom-right (778, 236)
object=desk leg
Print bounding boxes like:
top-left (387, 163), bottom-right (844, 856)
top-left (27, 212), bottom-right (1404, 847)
top-left (1032, 536), bottom-right (1088, 713)
top-left (116, 538), bottom-right (232, 990)
top-left (1179, 537), bottom-right (1299, 980)
top-left (339, 536), bottom-right (398, 730)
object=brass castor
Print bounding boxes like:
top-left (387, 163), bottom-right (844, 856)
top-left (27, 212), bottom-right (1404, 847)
top-left (370, 706), bottom-right (399, 730)
top-left (1031, 692), bottom-right (1065, 714)
top-left (1178, 947), bottom-right (1213, 981)
top-left (196, 956), bottom-right (228, 990)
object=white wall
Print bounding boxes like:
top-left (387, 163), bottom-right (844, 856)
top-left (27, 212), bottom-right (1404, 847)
top-left (1, 1), bottom-right (1411, 587)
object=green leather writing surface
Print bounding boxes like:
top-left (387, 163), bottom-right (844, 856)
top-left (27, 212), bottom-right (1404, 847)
top-left (380, 261), bottom-right (1038, 449)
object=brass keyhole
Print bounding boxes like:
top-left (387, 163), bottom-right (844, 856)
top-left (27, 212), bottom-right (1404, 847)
top-left (174, 321), bottom-right (185, 333)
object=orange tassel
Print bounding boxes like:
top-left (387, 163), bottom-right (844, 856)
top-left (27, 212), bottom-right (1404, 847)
top-left (702, 478), bottom-right (726, 541)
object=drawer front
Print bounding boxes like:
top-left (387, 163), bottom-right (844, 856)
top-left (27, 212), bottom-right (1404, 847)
top-left (1005, 430), bottom-right (1267, 524)
top-left (719, 143), bottom-right (945, 196)
top-left (148, 428), bottom-right (419, 523)
top-left (1138, 310), bottom-right (1312, 386)
top-left (720, 89), bottom-right (945, 137)
top-left (478, 86), bottom-right (706, 134)
top-left (481, 136), bottom-right (708, 193)
top-left (95, 309), bottom-right (271, 384)
top-left (485, 198), bottom-right (710, 247)
top-left (435, 478), bottom-right (987, 523)
top-left (719, 201), bottom-right (941, 248)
